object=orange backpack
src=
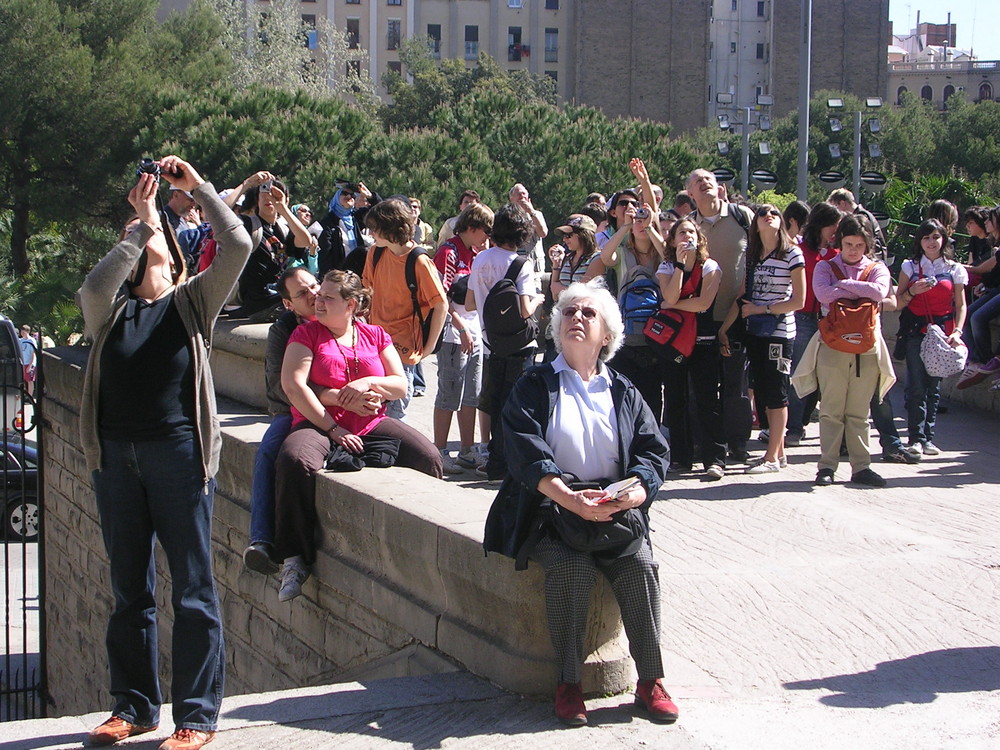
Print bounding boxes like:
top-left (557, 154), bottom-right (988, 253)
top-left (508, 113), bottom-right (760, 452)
top-left (818, 261), bottom-right (880, 353)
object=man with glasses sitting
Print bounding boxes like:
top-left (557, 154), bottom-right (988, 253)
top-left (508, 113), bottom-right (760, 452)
top-left (243, 267), bottom-right (320, 575)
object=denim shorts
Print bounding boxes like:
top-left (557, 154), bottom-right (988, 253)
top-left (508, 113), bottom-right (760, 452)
top-left (434, 341), bottom-right (482, 411)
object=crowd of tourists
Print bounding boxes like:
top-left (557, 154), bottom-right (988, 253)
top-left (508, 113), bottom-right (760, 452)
top-left (77, 154), bottom-right (993, 747)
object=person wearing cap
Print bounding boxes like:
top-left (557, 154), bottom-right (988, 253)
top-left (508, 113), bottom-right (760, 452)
top-left (163, 185), bottom-right (197, 233)
top-left (550, 215), bottom-right (600, 302)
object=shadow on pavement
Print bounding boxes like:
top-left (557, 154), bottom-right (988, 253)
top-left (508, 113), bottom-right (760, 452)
top-left (783, 646), bottom-right (1000, 707)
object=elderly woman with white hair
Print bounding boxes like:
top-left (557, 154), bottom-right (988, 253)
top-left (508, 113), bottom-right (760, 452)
top-left (483, 279), bottom-right (675, 728)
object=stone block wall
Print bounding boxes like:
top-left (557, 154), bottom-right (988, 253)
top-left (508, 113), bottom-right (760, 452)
top-left (40, 322), bottom-right (630, 717)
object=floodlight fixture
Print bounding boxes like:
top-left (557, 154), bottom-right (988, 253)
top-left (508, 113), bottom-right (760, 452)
top-left (718, 141), bottom-right (730, 155)
top-left (829, 143), bottom-right (842, 159)
top-left (718, 114), bottom-right (730, 130)
top-left (827, 98), bottom-right (844, 108)
top-left (829, 117), bottom-right (842, 132)
top-left (868, 117), bottom-right (881, 133)
top-left (869, 143), bottom-right (882, 158)
top-left (759, 141), bottom-right (771, 155)
top-left (756, 94), bottom-right (774, 106)
top-left (759, 115), bottom-right (772, 131)
top-left (866, 97), bottom-right (883, 108)
top-left (717, 92), bottom-right (734, 104)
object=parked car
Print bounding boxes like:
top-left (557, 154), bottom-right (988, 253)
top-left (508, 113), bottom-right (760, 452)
top-left (3, 436), bottom-right (38, 542)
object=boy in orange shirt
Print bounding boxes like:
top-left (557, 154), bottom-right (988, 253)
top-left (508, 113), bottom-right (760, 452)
top-left (363, 198), bottom-right (448, 420)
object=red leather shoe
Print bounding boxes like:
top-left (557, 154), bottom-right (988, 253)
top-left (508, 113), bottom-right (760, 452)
top-left (554, 681), bottom-right (587, 726)
top-left (158, 728), bottom-right (216, 750)
top-left (635, 678), bottom-right (679, 723)
top-left (85, 716), bottom-right (158, 746)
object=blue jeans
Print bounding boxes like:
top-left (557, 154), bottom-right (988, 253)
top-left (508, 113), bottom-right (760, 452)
top-left (787, 312), bottom-right (820, 436)
top-left (964, 287), bottom-right (1000, 364)
top-left (249, 413), bottom-right (293, 547)
top-left (905, 335), bottom-right (941, 445)
top-left (386, 363), bottom-right (416, 421)
top-left (92, 436), bottom-right (224, 731)
top-left (870, 386), bottom-right (903, 454)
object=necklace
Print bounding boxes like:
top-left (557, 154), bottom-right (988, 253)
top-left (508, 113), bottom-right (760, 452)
top-left (333, 322), bottom-right (360, 383)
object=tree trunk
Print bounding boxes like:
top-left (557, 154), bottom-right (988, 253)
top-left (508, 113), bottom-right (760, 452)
top-left (11, 159), bottom-right (30, 277)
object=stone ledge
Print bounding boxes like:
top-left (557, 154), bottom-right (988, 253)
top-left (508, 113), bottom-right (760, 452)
top-left (40, 337), bottom-right (633, 710)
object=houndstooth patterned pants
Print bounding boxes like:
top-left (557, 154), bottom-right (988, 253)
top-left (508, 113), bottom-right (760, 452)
top-left (531, 534), bottom-right (663, 684)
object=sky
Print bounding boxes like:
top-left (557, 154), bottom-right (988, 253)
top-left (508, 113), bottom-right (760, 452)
top-left (889, 0), bottom-right (999, 60)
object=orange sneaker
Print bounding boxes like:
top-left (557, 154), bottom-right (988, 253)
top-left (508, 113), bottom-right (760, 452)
top-left (158, 728), bottom-right (216, 750)
top-left (85, 716), bottom-right (157, 746)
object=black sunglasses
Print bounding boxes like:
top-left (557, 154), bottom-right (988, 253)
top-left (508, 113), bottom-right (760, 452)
top-left (757, 208), bottom-right (781, 218)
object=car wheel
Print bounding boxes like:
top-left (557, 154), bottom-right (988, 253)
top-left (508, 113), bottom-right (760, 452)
top-left (5, 494), bottom-right (39, 542)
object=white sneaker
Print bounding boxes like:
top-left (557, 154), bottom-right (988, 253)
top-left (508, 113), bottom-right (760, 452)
top-left (440, 449), bottom-right (465, 475)
top-left (746, 460), bottom-right (781, 474)
top-left (278, 557), bottom-right (309, 602)
top-left (922, 441), bottom-right (941, 456)
top-left (904, 442), bottom-right (924, 456)
top-left (748, 455), bottom-right (787, 469)
top-left (705, 464), bottom-right (725, 480)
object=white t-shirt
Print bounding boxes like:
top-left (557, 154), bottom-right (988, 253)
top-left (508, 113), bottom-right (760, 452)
top-left (468, 247), bottom-right (538, 350)
top-left (656, 257), bottom-right (721, 279)
top-left (900, 256), bottom-right (969, 287)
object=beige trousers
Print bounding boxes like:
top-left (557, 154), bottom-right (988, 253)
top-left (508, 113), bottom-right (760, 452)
top-left (816, 345), bottom-right (880, 474)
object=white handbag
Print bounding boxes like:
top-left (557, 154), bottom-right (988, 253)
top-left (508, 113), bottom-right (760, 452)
top-left (919, 324), bottom-right (968, 378)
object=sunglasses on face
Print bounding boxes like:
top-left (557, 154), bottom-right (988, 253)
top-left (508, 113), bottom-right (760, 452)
top-left (757, 208), bottom-right (781, 218)
top-left (617, 200), bottom-right (639, 208)
top-left (563, 304), bottom-right (599, 320)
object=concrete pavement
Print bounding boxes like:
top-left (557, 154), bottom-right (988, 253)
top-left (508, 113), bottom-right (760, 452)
top-left (3, 357), bottom-right (1000, 748)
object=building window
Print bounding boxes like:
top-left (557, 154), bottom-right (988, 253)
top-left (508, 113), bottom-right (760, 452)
top-left (921, 85), bottom-right (933, 101)
top-left (508, 0), bottom-right (522, 7)
top-left (757, 1), bottom-right (765, 16)
top-left (302, 14), bottom-right (317, 48)
top-left (896, 85), bottom-right (907, 105)
top-left (709, 41), bottom-right (714, 60)
top-left (544, 28), bottom-right (558, 63)
top-left (387, 19), bottom-right (400, 50)
top-left (979, 82), bottom-right (994, 102)
top-left (388, 61), bottom-right (402, 75)
top-left (755, 43), bottom-right (767, 60)
top-left (346, 0), bottom-right (360, 4)
top-left (730, 41), bottom-right (737, 54)
top-left (545, 70), bottom-right (557, 82)
top-left (427, 23), bottom-right (441, 58)
top-left (943, 84), bottom-right (956, 109)
top-left (347, 60), bottom-right (361, 77)
top-left (546, 0), bottom-right (559, 8)
top-left (732, 0), bottom-right (737, 10)
top-left (346, 18), bottom-right (360, 49)
top-left (508, 26), bottom-right (522, 62)
top-left (388, 0), bottom-right (401, 5)
top-left (465, 25), bottom-right (479, 59)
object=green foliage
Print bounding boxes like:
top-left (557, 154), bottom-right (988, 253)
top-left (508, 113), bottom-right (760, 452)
top-left (382, 38), bottom-right (556, 131)
top-left (0, 0), bottom-right (233, 275)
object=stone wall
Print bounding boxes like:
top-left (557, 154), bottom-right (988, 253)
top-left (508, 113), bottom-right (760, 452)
top-left (40, 322), bottom-right (630, 717)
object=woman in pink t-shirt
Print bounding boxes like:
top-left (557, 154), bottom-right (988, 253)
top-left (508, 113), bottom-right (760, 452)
top-left (272, 270), bottom-right (442, 602)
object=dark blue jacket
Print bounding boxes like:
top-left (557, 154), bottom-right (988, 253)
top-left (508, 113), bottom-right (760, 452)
top-left (483, 362), bottom-right (669, 568)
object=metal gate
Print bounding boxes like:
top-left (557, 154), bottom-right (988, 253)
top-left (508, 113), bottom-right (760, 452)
top-left (1, 318), bottom-right (47, 721)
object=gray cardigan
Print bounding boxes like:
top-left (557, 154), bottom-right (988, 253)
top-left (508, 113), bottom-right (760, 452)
top-left (78, 182), bottom-right (253, 480)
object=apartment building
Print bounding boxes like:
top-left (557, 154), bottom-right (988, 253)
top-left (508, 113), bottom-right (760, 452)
top-left (158, 0), bottom-right (889, 134)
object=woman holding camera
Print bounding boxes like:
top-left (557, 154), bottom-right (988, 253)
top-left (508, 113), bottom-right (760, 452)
top-left (78, 157), bottom-right (251, 750)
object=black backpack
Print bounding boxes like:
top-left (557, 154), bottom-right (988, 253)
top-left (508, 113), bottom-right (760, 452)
top-left (482, 256), bottom-right (538, 357)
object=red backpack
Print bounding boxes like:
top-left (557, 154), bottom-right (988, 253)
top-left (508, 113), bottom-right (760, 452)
top-left (818, 261), bottom-right (879, 353)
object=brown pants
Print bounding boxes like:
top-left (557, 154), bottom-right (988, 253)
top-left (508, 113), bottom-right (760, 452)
top-left (274, 418), bottom-right (443, 564)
